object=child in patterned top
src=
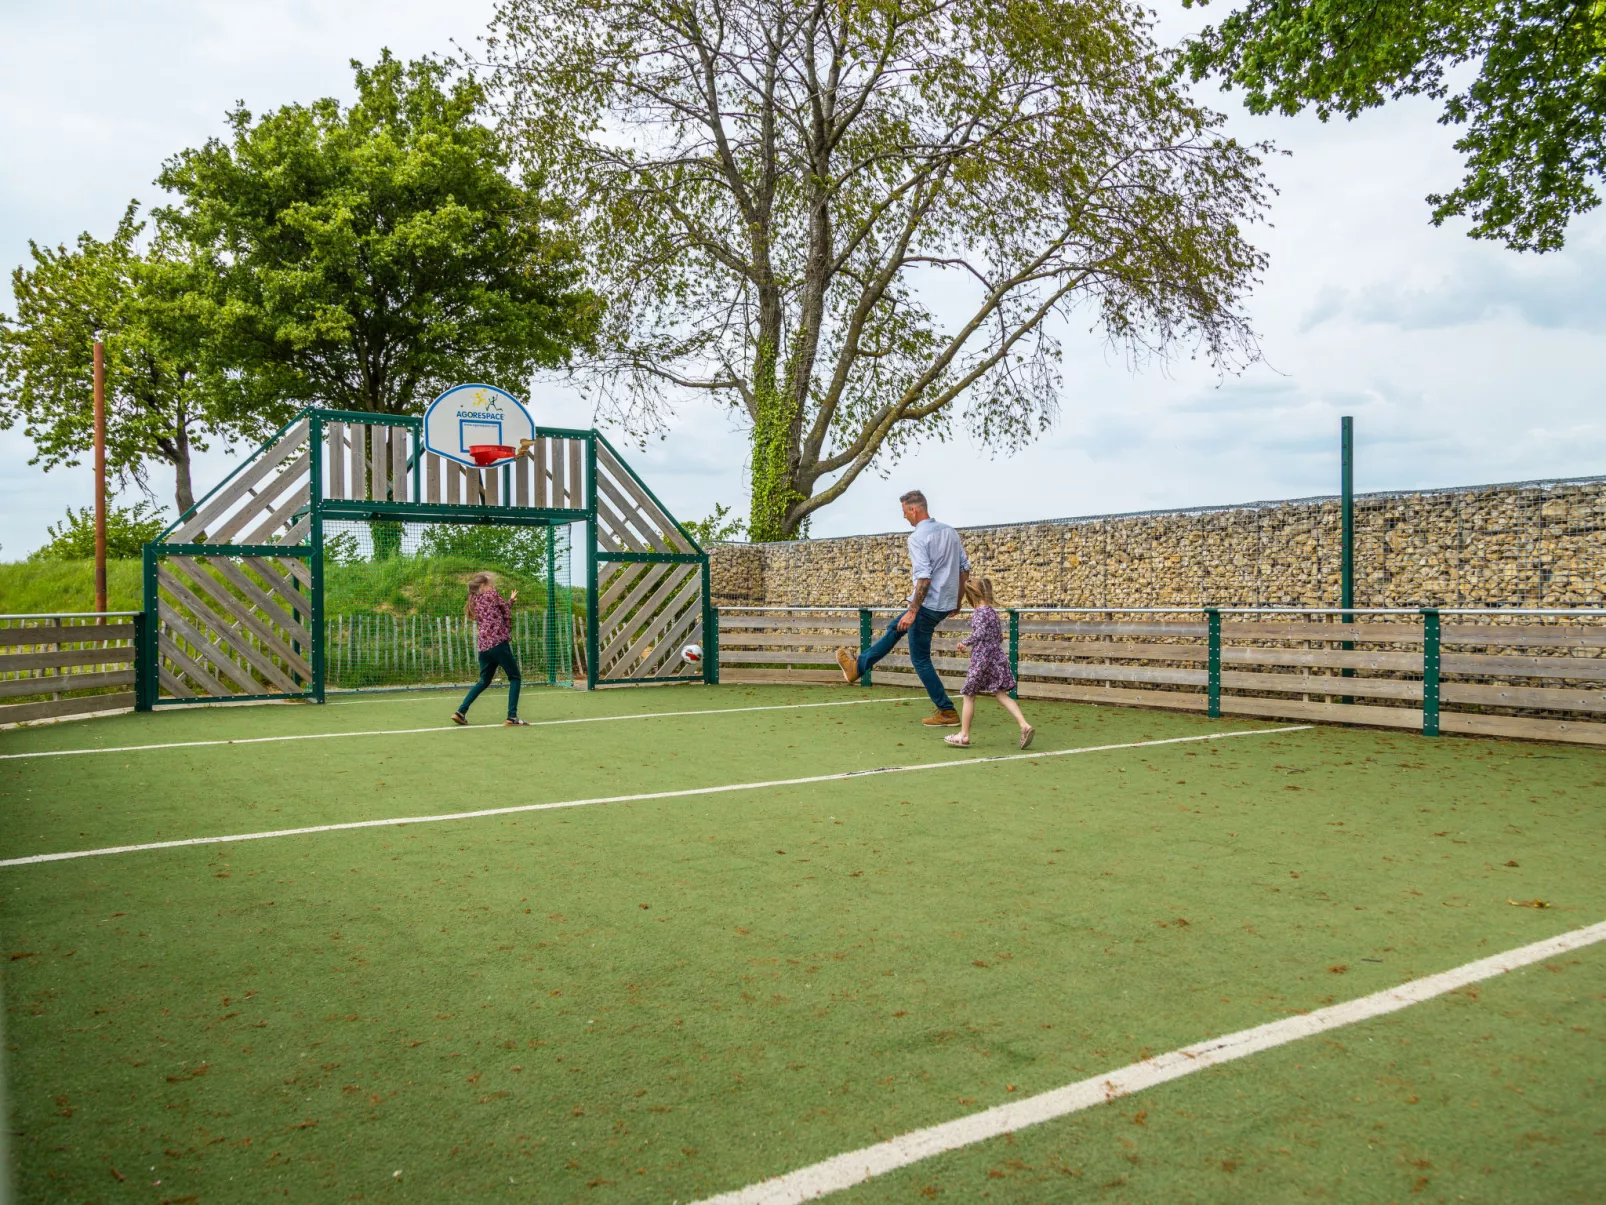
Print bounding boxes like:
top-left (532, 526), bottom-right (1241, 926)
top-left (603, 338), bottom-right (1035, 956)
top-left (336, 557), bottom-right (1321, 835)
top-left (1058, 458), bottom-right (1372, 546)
top-left (945, 578), bottom-right (1034, 749)
top-left (451, 572), bottom-right (529, 727)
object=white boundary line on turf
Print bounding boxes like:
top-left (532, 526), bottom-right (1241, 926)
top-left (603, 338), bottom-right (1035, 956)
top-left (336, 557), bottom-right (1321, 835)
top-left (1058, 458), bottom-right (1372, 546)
top-left (0, 726), bottom-right (1307, 867)
top-left (0, 696), bottom-right (923, 762)
top-left (695, 917), bottom-right (1606, 1205)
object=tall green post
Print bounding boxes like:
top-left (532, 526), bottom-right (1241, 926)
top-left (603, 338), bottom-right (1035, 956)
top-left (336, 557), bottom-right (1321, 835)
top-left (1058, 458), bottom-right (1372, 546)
top-left (139, 542), bottom-right (158, 708)
top-left (1008, 610), bottom-right (1019, 700)
top-left (308, 416), bottom-right (325, 703)
top-left (1421, 607), bottom-right (1441, 737)
top-left (584, 436), bottom-right (599, 690)
top-left (1340, 415), bottom-right (1355, 702)
top-left (702, 562), bottom-right (718, 685)
top-left (1206, 607), bottom-right (1222, 718)
top-left (545, 530), bottom-right (559, 686)
top-left (858, 609), bottom-right (873, 687)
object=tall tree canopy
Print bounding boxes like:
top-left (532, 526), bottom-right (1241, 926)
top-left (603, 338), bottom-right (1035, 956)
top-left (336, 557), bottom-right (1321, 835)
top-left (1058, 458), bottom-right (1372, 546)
top-left (0, 204), bottom-right (251, 515)
top-left (159, 51), bottom-right (599, 415)
top-left (1181, 0), bottom-right (1606, 252)
top-left (490, 0), bottom-right (1272, 540)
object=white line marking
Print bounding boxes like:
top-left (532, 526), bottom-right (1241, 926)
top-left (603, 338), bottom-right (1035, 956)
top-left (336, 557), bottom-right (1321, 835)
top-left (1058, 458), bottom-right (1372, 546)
top-left (696, 918), bottom-right (1606, 1205)
top-left (0, 696), bottom-right (923, 762)
top-left (0, 726), bottom-right (1306, 867)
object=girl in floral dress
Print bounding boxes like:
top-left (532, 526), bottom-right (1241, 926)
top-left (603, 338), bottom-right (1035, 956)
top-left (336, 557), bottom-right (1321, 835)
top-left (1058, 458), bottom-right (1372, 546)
top-left (945, 578), bottom-right (1034, 749)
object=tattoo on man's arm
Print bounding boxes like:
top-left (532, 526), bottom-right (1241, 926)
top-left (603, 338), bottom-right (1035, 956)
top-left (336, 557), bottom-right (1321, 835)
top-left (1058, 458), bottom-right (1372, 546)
top-left (910, 578), bottom-right (931, 611)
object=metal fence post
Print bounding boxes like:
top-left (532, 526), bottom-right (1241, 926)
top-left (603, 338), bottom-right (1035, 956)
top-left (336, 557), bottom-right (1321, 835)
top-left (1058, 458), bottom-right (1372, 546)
top-left (1008, 609), bottom-right (1019, 700)
top-left (132, 610), bottom-right (153, 711)
top-left (706, 604), bottom-right (720, 684)
top-left (858, 608), bottom-right (873, 687)
top-left (1421, 607), bottom-right (1441, 737)
top-left (1207, 607), bottom-right (1222, 719)
top-left (140, 542), bottom-right (159, 708)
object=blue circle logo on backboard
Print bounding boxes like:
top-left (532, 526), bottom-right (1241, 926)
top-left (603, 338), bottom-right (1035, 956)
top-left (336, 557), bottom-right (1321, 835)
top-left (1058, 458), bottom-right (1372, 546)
top-left (422, 384), bottom-right (536, 467)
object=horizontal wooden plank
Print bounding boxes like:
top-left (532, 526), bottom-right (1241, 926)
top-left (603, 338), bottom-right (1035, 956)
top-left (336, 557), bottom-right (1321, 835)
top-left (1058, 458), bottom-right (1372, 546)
top-left (720, 669), bottom-right (844, 686)
top-left (1221, 670), bottom-right (1421, 701)
top-left (1220, 620), bottom-right (1423, 642)
top-left (1017, 638), bottom-right (1209, 662)
top-left (0, 623), bottom-right (135, 648)
top-left (719, 632), bottom-right (862, 649)
top-left (1437, 711), bottom-right (1606, 747)
top-left (719, 651), bottom-right (842, 667)
top-left (0, 669), bottom-right (135, 700)
top-left (1442, 652), bottom-right (1606, 681)
top-left (1442, 681), bottom-right (1606, 712)
top-left (1019, 660), bottom-right (1205, 687)
top-left (1018, 620), bottom-right (1207, 638)
top-left (1443, 625), bottom-right (1606, 649)
top-left (0, 691), bottom-right (135, 726)
top-left (718, 616), bottom-right (863, 631)
top-left (1218, 696), bottom-right (1423, 730)
top-left (1014, 680), bottom-right (1209, 712)
top-left (0, 646), bottom-right (134, 673)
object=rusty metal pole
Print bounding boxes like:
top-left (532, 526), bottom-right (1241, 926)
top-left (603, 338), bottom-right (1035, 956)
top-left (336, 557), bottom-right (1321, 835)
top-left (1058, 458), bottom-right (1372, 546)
top-left (93, 340), bottom-right (108, 613)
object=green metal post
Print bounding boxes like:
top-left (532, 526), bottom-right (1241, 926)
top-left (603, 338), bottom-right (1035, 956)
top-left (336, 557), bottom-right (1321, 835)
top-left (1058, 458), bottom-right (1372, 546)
top-left (1207, 607), bottom-right (1222, 718)
top-left (584, 435), bottom-right (599, 690)
top-left (858, 608), bottom-right (873, 687)
top-left (701, 560), bottom-right (717, 684)
top-left (706, 600), bottom-right (720, 685)
top-left (1008, 609), bottom-right (1019, 700)
top-left (140, 542), bottom-right (159, 707)
top-left (545, 528), bottom-right (559, 686)
top-left (1341, 415), bottom-right (1355, 702)
top-left (308, 416), bottom-right (325, 703)
top-left (1421, 607), bottom-right (1441, 737)
top-left (132, 610), bottom-right (152, 711)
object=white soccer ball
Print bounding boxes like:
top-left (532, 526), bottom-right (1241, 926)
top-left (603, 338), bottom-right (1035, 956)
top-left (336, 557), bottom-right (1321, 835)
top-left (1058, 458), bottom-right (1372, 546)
top-left (681, 643), bottom-right (703, 665)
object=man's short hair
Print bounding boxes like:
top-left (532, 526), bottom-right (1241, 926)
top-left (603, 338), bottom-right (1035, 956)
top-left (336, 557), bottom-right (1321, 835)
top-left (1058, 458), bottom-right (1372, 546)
top-left (899, 489), bottom-right (927, 509)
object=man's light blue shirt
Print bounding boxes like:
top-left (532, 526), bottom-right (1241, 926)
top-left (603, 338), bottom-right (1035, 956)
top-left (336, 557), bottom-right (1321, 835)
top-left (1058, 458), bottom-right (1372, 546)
top-left (907, 517), bottom-right (969, 612)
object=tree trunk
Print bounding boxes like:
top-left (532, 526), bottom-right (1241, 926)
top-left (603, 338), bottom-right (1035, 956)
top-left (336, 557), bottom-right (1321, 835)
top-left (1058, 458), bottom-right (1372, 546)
top-left (748, 338), bottom-right (801, 543)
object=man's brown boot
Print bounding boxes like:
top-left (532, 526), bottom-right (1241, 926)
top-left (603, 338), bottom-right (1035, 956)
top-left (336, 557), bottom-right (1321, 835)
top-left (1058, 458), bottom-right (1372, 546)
top-left (836, 648), bottom-right (861, 684)
top-left (922, 708), bottom-right (961, 726)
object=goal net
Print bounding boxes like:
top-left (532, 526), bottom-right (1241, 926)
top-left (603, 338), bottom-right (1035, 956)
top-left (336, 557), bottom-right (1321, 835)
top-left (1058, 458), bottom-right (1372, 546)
top-left (321, 519), bottom-right (578, 692)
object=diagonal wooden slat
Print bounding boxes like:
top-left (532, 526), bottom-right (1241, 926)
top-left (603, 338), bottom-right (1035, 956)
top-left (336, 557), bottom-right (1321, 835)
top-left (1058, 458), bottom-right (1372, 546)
top-left (641, 594), bottom-right (702, 678)
top-left (596, 444), bottom-right (689, 552)
top-left (242, 556), bottom-right (312, 609)
top-left (171, 420), bottom-right (308, 542)
top-left (209, 448), bottom-right (311, 542)
top-left (599, 562), bottom-right (673, 643)
top-left (159, 629), bottom-right (233, 697)
top-left (157, 567), bottom-right (303, 693)
top-left (595, 473), bottom-right (666, 550)
top-left (175, 556), bottom-right (309, 645)
top-left (165, 558), bottom-right (313, 680)
top-left (158, 604), bottom-right (257, 695)
top-left (596, 494), bottom-right (650, 554)
top-left (598, 562), bottom-right (652, 615)
top-left (601, 564), bottom-right (696, 676)
top-left (158, 665), bottom-right (197, 699)
top-left (241, 482), bottom-right (311, 545)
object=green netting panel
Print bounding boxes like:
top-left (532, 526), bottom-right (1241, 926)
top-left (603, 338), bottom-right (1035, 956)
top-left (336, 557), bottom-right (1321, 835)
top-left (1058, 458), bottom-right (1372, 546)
top-left (321, 520), bottom-right (578, 691)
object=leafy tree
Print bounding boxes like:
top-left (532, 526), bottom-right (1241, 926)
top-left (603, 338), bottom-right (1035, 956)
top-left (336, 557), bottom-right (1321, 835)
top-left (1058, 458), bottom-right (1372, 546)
top-left (157, 51), bottom-right (599, 416)
top-left (0, 204), bottom-right (254, 515)
top-left (489, 0), bottom-right (1270, 540)
top-left (29, 496), bottom-right (168, 561)
top-left (683, 503), bottom-right (747, 545)
top-left (1180, 0), bottom-right (1606, 252)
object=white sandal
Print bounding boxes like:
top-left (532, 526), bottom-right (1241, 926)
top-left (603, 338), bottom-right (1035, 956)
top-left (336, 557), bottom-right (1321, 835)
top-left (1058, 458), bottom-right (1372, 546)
top-left (944, 733), bottom-right (970, 747)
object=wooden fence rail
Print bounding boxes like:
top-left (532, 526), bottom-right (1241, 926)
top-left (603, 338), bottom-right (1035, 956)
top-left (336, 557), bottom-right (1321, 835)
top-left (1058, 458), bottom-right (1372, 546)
top-left (0, 613), bottom-right (142, 726)
top-left (714, 606), bottom-right (1606, 747)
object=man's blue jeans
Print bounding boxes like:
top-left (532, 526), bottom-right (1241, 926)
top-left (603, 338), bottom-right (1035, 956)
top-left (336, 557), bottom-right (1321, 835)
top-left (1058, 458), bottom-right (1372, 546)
top-left (857, 606), bottom-right (954, 712)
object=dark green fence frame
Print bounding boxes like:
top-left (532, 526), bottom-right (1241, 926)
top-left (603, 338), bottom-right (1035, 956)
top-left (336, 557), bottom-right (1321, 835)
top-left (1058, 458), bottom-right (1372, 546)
top-left (139, 407), bottom-right (712, 708)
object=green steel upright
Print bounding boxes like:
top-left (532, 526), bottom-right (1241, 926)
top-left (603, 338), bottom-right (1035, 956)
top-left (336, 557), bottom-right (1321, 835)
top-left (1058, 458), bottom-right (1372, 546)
top-left (1340, 416), bottom-right (1355, 702)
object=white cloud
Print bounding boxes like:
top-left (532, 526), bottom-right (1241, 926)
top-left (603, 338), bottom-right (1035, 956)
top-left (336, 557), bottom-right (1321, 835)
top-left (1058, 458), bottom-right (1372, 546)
top-left (2, 1), bottom-right (1603, 555)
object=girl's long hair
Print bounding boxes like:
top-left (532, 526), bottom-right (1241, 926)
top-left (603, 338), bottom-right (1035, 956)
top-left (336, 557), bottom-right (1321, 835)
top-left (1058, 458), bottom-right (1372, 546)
top-left (963, 577), bottom-right (996, 609)
top-left (465, 571), bottom-right (496, 620)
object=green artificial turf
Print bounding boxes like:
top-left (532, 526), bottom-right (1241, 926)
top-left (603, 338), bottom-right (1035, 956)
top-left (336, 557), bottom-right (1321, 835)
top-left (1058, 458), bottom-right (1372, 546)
top-left (1, 684), bottom-right (1602, 1202)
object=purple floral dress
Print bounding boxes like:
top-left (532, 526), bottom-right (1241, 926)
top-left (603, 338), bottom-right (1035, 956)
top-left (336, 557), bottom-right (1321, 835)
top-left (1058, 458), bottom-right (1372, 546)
top-left (961, 604), bottom-right (1016, 696)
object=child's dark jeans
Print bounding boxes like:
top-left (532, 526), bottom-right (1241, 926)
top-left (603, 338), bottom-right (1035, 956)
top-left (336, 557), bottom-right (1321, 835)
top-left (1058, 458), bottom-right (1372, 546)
top-left (458, 640), bottom-right (522, 719)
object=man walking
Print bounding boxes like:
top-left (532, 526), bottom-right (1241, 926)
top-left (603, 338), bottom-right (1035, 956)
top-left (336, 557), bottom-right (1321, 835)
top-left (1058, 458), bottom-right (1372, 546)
top-left (837, 490), bottom-right (968, 726)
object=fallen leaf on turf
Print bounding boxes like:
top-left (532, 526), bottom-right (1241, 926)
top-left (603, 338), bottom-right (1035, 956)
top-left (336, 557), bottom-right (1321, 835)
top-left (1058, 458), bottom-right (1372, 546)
top-left (1508, 898), bottom-right (1551, 909)
top-left (110, 1167), bottom-right (125, 1181)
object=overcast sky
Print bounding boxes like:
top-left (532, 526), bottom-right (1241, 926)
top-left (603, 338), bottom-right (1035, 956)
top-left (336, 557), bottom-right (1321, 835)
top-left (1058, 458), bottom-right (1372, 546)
top-left (2, 0), bottom-right (1602, 555)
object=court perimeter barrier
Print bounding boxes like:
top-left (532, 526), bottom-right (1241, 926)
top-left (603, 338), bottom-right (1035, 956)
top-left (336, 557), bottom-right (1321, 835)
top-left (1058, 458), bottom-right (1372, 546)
top-left (714, 606), bottom-right (1606, 747)
top-left (0, 612), bottom-right (146, 727)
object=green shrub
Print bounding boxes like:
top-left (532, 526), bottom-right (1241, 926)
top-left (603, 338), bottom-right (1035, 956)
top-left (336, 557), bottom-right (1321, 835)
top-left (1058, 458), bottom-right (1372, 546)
top-left (30, 499), bottom-right (167, 561)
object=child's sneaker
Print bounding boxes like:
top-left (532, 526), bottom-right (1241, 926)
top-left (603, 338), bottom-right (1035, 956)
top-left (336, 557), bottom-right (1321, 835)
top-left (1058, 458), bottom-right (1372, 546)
top-left (504, 718), bottom-right (530, 727)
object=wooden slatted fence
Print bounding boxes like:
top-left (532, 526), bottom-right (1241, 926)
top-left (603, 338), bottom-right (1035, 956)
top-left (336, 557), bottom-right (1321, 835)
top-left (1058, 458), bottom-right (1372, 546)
top-left (716, 606), bottom-right (1606, 747)
top-left (0, 613), bottom-right (142, 726)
